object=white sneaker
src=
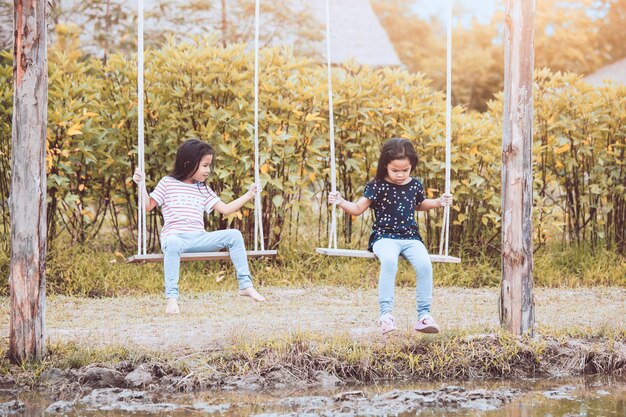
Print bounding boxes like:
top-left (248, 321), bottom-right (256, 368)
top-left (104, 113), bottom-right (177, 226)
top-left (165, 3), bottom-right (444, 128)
top-left (380, 313), bottom-right (397, 335)
top-left (414, 314), bottom-right (440, 334)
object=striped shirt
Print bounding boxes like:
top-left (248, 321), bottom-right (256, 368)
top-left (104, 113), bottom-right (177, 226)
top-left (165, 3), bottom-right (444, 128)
top-left (150, 176), bottom-right (221, 237)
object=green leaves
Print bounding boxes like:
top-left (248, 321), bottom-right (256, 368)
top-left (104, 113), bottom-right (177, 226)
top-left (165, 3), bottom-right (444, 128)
top-left (533, 71), bottom-right (626, 250)
top-left (0, 36), bottom-right (623, 254)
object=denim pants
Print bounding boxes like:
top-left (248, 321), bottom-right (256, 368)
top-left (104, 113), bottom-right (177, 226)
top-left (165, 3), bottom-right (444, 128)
top-left (372, 238), bottom-right (433, 319)
top-left (160, 230), bottom-right (253, 299)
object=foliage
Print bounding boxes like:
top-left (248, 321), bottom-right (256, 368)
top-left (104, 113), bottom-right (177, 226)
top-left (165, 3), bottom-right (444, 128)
top-left (598, 0), bottom-right (626, 61)
top-left (3, 1), bottom-right (624, 112)
top-left (1, 0), bottom-right (322, 59)
top-left (46, 0), bottom-right (135, 61)
top-left (145, 0), bottom-right (323, 56)
top-left (372, 0), bottom-right (503, 112)
top-left (0, 50), bottom-right (11, 235)
top-left (0, 35), bottom-right (624, 256)
top-left (533, 69), bottom-right (626, 252)
top-left (372, 0), bottom-right (626, 111)
top-left (0, 2), bottom-right (9, 50)
top-left (46, 25), bottom-right (112, 242)
top-left (534, 0), bottom-right (606, 75)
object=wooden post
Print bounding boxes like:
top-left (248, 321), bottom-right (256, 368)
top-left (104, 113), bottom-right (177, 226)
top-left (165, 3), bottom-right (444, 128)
top-left (500, 0), bottom-right (535, 335)
top-left (10, 0), bottom-right (48, 362)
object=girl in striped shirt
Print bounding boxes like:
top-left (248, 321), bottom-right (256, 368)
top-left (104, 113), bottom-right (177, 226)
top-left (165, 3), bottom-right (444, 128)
top-left (133, 139), bottom-right (265, 314)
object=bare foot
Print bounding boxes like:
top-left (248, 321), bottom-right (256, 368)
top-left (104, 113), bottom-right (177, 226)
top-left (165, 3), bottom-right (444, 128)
top-left (166, 298), bottom-right (180, 315)
top-left (238, 287), bottom-right (266, 302)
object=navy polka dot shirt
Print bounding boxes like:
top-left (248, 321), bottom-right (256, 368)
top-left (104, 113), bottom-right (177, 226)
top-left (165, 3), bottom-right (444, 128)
top-left (363, 177), bottom-right (426, 251)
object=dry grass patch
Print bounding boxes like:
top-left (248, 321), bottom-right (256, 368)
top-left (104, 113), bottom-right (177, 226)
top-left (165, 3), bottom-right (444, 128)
top-left (203, 330), bottom-right (626, 383)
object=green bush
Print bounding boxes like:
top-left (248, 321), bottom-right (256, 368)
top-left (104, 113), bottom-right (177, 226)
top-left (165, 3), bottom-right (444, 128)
top-left (0, 33), bottom-right (624, 258)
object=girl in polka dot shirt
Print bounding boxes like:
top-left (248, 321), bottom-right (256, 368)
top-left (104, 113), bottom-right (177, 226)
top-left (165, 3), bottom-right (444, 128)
top-left (328, 138), bottom-right (452, 335)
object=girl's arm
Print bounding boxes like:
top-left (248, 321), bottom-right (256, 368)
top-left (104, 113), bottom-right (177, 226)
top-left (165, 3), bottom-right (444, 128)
top-left (416, 193), bottom-right (453, 211)
top-left (133, 169), bottom-right (158, 212)
top-left (328, 191), bottom-right (372, 216)
top-left (213, 183), bottom-right (258, 216)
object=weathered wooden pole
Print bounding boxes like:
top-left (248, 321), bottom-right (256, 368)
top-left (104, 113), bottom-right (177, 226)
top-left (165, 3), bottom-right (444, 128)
top-left (500, 0), bottom-right (535, 335)
top-left (9, 0), bottom-right (48, 362)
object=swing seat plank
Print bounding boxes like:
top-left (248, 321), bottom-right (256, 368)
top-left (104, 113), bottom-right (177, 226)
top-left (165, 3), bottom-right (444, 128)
top-left (127, 250), bottom-right (277, 263)
top-left (315, 248), bottom-right (461, 263)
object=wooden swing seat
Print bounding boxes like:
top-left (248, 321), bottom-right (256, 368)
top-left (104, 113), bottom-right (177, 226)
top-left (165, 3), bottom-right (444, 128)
top-left (127, 250), bottom-right (277, 263)
top-left (315, 248), bottom-right (461, 263)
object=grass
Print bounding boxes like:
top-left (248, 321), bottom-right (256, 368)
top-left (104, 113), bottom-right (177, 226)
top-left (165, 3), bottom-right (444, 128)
top-left (533, 245), bottom-right (626, 286)
top-left (0, 226), bottom-right (622, 389)
top-left (32, 240), bottom-right (626, 294)
top-left (0, 342), bottom-right (130, 374)
top-left (0, 235), bottom-right (624, 296)
top-left (1, 329), bottom-right (624, 388)
top-left (0, 340), bottom-right (186, 388)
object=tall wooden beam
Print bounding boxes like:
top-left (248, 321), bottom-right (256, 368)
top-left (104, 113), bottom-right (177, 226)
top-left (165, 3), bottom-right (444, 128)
top-left (500, 0), bottom-right (535, 335)
top-left (10, 0), bottom-right (48, 362)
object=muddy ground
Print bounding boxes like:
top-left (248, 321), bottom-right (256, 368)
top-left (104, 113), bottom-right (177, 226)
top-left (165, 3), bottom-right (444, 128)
top-left (3, 385), bottom-right (524, 415)
top-left (0, 286), bottom-right (624, 415)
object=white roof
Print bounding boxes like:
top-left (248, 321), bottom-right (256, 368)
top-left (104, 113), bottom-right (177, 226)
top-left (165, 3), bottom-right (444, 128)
top-left (304, 0), bottom-right (402, 66)
top-left (583, 58), bottom-right (626, 86)
top-left (41, 0), bottom-right (402, 67)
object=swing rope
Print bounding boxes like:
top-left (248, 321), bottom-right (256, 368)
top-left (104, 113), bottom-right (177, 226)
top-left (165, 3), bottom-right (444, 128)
top-left (324, 0), bottom-right (455, 258)
top-left (134, 0), bottom-right (268, 258)
top-left (137, 0), bottom-right (146, 257)
top-left (325, 0), bottom-right (338, 250)
top-left (439, 0), bottom-right (453, 258)
top-left (253, 0), bottom-right (266, 251)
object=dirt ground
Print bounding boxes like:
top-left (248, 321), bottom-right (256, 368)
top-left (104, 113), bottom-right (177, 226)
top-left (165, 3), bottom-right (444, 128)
top-left (1, 286), bottom-right (624, 353)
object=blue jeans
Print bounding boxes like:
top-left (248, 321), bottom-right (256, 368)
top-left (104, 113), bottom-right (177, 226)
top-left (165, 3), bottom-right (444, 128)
top-left (160, 230), bottom-right (253, 299)
top-left (372, 238), bottom-right (433, 319)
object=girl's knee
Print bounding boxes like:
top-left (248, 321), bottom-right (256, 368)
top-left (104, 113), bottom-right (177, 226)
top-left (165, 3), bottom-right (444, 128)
top-left (414, 261), bottom-right (433, 279)
top-left (225, 229), bottom-right (244, 245)
top-left (227, 229), bottom-right (243, 239)
top-left (379, 257), bottom-right (399, 273)
top-left (163, 236), bottom-right (184, 254)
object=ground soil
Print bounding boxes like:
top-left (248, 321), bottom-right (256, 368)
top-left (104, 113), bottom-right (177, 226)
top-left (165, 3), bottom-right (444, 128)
top-left (1, 286), bottom-right (623, 353)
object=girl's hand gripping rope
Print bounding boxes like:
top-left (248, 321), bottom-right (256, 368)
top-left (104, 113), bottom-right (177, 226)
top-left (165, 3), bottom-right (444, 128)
top-left (133, 168), bottom-right (145, 185)
top-left (328, 191), bottom-right (345, 206)
top-left (439, 193), bottom-right (453, 207)
top-left (246, 182), bottom-right (260, 199)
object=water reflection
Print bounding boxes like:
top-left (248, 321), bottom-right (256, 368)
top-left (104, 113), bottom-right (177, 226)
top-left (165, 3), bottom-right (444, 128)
top-left (2, 375), bottom-right (624, 416)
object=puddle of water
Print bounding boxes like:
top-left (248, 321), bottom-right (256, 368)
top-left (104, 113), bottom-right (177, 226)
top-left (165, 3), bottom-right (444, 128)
top-left (412, 379), bottom-right (626, 417)
top-left (2, 375), bottom-right (625, 416)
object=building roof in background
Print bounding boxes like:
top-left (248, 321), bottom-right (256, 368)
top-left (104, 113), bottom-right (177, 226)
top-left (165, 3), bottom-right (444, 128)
top-left (583, 58), bottom-right (626, 86)
top-left (34, 0), bottom-right (402, 67)
top-left (305, 0), bottom-right (402, 66)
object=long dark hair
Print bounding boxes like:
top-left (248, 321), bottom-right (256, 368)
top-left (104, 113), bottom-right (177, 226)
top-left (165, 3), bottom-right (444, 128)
top-left (170, 139), bottom-right (214, 181)
top-left (374, 137), bottom-right (418, 181)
